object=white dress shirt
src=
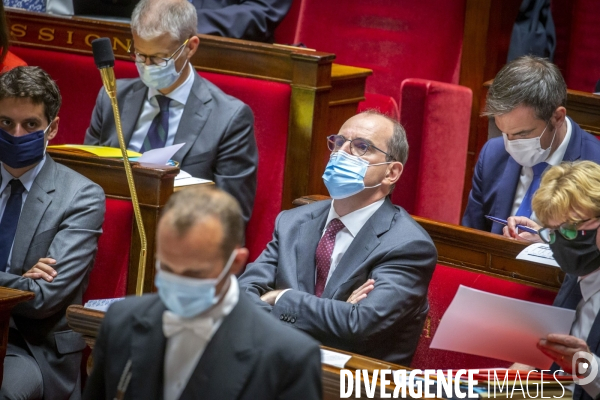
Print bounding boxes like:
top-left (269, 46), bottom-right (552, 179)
top-left (163, 275), bottom-right (239, 400)
top-left (275, 198), bottom-right (385, 303)
top-left (570, 268), bottom-right (600, 397)
top-left (0, 156), bottom-right (46, 272)
top-left (128, 63), bottom-right (195, 153)
top-left (510, 118), bottom-right (572, 221)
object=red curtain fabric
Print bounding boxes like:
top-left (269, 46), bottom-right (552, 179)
top-left (357, 93), bottom-right (400, 121)
top-left (411, 265), bottom-right (557, 370)
top-left (291, 0), bottom-right (466, 101)
top-left (1, 49), bottom-right (27, 72)
top-left (393, 78), bottom-right (472, 224)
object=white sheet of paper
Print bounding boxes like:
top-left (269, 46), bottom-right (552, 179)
top-left (137, 143), bottom-right (185, 165)
top-left (516, 243), bottom-right (559, 267)
top-left (430, 285), bottom-right (575, 368)
top-left (174, 169), bottom-right (213, 187)
top-left (320, 349), bottom-right (352, 368)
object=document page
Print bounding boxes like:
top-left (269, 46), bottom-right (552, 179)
top-left (430, 285), bottom-right (575, 368)
top-left (516, 243), bottom-right (559, 267)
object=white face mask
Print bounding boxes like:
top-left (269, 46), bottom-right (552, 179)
top-left (502, 123), bottom-right (556, 168)
top-left (136, 46), bottom-right (187, 90)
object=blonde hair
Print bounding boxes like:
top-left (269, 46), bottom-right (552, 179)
top-left (533, 161), bottom-right (600, 226)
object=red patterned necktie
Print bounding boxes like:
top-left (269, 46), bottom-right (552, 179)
top-left (315, 218), bottom-right (345, 297)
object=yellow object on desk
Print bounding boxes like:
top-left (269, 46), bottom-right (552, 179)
top-left (48, 144), bottom-right (142, 158)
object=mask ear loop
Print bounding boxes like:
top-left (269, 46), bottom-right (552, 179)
top-left (364, 161), bottom-right (393, 189)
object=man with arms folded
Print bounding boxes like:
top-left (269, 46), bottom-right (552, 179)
top-left (462, 56), bottom-right (600, 234)
top-left (238, 110), bottom-right (437, 366)
top-left (85, 0), bottom-right (257, 223)
top-left (0, 66), bottom-right (105, 400)
top-left (84, 186), bottom-right (322, 400)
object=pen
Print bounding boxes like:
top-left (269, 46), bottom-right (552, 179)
top-left (484, 215), bottom-right (539, 235)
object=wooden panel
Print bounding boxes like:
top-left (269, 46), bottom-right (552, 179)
top-left (6, 9), bottom-right (370, 209)
top-left (48, 148), bottom-right (178, 294)
top-left (566, 90), bottom-right (600, 137)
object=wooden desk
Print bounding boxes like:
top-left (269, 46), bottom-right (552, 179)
top-left (48, 148), bottom-right (180, 294)
top-left (0, 288), bottom-right (35, 387)
top-left (6, 9), bottom-right (371, 209)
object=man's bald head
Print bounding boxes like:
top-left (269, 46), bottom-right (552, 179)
top-left (131, 0), bottom-right (197, 42)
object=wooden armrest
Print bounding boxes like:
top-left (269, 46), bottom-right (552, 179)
top-left (292, 194), bottom-right (331, 207)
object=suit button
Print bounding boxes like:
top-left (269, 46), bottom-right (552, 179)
top-left (280, 315), bottom-right (285, 320)
top-left (291, 318), bottom-right (296, 323)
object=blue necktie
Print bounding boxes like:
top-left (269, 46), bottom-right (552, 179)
top-left (141, 95), bottom-right (171, 153)
top-left (3, 0), bottom-right (46, 12)
top-left (515, 162), bottom-right (549, 218)
top-left (0, 179), bottom-right (25, 272)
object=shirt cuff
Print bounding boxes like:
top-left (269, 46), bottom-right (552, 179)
top-left (581, 355), bottom-right (600, 398)
top-left (275, 289), bottom-right (292, 304)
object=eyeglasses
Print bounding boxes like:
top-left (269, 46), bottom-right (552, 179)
top-left (538, 216), bottom-right (600, 244)
top-left (327, 134), bottom-right (396, 160)
top-left (128, 39), bottom-right (189, 67)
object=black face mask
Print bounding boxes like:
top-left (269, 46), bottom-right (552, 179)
top-left (550, 229), bottom-right (600, 276)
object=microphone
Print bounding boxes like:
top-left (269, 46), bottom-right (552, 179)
top-left (91, 37), bottom-right (148, 297)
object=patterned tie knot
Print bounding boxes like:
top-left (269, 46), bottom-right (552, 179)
top-left (326, 218), bottom-right (345, 237)
top-left (9, 179), bottom-right (24, 196)
top-left (155, 95), bottom-right (172, 113)
top-left (532, 162), bottom-right (549, 177)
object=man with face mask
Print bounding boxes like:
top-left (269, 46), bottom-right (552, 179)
top-left (500, 161), bottom-right (600, 400)
top-left (84, 0), bottom-right (257, 224)
top-left (238, 111), bottom-right (437, 366)
top-left (0, 66), bottom-right (105, 399)
top-left (462, 56), bottom-right (600, 235)
top-left (83, 186), bottom-right (322, 400)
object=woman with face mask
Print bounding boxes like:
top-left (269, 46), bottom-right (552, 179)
top-left (509, 161), bottom-right (600, 400)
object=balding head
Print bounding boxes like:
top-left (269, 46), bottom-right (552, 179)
top-left (131, 0), bottom-right (197, 42)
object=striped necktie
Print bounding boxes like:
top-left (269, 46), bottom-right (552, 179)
top-left (141, 95), bottom-right (172, 153)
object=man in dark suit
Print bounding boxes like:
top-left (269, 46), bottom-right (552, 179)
top-left (238, 111), bottom-right (437, 366)
top-left (84, 186), bottom-right (322, 400)
top-left (84, 0), bottom-right (257, 223)
top-left (462, 56), bottom-right (600, 235)
top-left (0, 66), bottom-right (105, 399)
top-left (189, 0), bottom-right (293, 43)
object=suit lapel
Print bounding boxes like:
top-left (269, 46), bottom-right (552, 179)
top-left (321, 199), bottom-right (393, 299)
top-left (179, 294), bottom-right (257, 400)
top-left (296, 203), bottom-right (330, 294)
top-left (10, 157), bottom-right (55, 275)
top-left (493, 157), bottom-right (522, 226)
top-left (121, 81), bottom-right (148, 147)
top-left (562, 117), bottom-right (582, 162)
top-left (129, 296), bottom-right (167, 400)
top-left (587, 312), bottom-right (600, 355)
top-left (172, 73), bottom-right (212, 162)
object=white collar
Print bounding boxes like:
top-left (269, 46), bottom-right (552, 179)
top-left (0, 155), bottom-right (46, 194)
top-left (326, 198), bottom-right (385, 237)
top-left (578, 267), bottom-right (600, 303)
top-left (545, 117), bottom-right (572, 166)
top-left (147, 62), bottom-right (195, 106)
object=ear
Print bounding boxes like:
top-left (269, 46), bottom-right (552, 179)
top-left (385, 161), bottom-right (404, 186)
top-left (46, 117), bottom-right (59, 142)
top-left (552, 106), bottom-right (567, 129)
top-left (230, 247), bottom-right (249, 276)
top-left (187, 35), bottom-right (200, 59)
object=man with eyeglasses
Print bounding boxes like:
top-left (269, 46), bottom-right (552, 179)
top-left (84, 0), bottom-right (258, 224)
top-left (462, 56), bottom-right (600, 236)
top-left (238, 110), bottom-right (437, 366)
top-left (503, 161), bottom-right (600, 400)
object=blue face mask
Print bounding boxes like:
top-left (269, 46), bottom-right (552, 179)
top-left (0, 126), bottom-right (49, 169)
top-left (322, 151), bottom-right (390, 199)
top-left (136, 48), bottom-right (186, 90)
top-left (154, 250), bottom-right (238, 318)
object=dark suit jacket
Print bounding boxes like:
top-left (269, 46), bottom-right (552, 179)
top-left (553, 274), bottom-right (599, 400)
top-left (0, 155), bottom-right (105, 400)
top-left (462, 118), bottom-right (600, 234)
top-left (84, 72), bottom-right (258, 223)
top-left (190, 0), bottom-right (293, 43)
top-left (238, 197), bottom-right (437, 366)
top-left (83, 291), bottom-right (322, 400)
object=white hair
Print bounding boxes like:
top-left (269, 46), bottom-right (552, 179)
top-left (131, 0), bottom-right (197, 42)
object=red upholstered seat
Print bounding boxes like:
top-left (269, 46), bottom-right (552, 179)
top-left (411, 265), bottom-right (558, 370)
top-left (83, 199), bottom-right (133, 303)
top-left (357, 93), bottom-right (399, 121)
top-left (288, 0), bottom-right (466, 101)
top-left (393, 78), bottom-right (472, 224)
